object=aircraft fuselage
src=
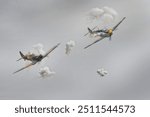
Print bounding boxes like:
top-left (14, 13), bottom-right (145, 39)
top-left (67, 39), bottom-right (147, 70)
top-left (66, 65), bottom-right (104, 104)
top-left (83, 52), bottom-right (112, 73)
top-left (97, 29), bottom-right (113, 38)
top-left (27, 54), bottom-right (43, 62)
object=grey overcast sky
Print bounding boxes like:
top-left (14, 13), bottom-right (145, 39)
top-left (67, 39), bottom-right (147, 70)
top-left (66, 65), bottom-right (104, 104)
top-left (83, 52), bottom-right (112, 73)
top-left (0, 0), bottom-right (150, 99)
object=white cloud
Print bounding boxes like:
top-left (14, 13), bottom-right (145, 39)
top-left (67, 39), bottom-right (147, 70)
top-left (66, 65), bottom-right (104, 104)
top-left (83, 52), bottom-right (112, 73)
top-left (65, 40), bottom-right (75, 55)
top-left (97, 68), bottom-right (108, 77)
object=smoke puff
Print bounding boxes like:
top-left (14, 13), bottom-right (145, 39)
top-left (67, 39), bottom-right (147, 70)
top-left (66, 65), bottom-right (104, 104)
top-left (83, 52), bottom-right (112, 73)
top-left (88, 8), bottom-right (104, 20)
top-left (39, 66), bottom-right (55, 78)
top-left (65, 40), bottom-right (75, 55)
top-left (97, 68), bottom-right (108, 77)
top-left (88, 6), bottom-right (118, 23)
top-left (32, 43), bottom-right (46, 56)
top-left (102, 13), bottom-right (114, 24)
top-left (102, 6), bottom-right (118, 19)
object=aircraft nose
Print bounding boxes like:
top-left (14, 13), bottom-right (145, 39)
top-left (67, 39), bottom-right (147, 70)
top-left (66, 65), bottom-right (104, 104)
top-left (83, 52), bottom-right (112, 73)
top-left (108, 29), bottom-right (113, 35)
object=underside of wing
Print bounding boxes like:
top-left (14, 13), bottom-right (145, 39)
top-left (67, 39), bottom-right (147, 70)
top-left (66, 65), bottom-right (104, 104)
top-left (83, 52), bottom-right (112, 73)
top-left (84, 37), bottom-right (105, 49)
top-left (13, 62), bottom-right (36, 74)
top-left (43, 43), bottom-right (60, 58)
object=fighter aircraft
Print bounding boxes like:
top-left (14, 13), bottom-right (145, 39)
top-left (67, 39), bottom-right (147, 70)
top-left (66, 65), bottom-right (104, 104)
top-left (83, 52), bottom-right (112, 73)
top-left (13, 43), bottom-right (60, 74)
top-left (84, 17), bottom-right (126, 49)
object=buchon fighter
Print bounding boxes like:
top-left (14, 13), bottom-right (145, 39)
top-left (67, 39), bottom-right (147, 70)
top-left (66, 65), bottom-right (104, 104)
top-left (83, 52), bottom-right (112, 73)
top-left (84, 17), bottom-right (126, 49)
top-left (13, 43), bottom-right (60, 74)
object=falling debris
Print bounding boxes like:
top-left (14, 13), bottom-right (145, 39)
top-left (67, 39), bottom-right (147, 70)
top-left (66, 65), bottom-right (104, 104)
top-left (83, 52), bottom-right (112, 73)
top-left (88, 6), bottom-right (118, 23)
top-left (65, 40), bottom-right (75, 55)
top-left (97, 68), bottom-right (108, 77)
top-left (39, 66), bottom-right (55, 78)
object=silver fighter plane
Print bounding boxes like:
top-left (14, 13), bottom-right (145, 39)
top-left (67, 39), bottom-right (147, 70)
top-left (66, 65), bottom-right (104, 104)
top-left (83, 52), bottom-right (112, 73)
top-left (84, 17), bottom-right (126, 49)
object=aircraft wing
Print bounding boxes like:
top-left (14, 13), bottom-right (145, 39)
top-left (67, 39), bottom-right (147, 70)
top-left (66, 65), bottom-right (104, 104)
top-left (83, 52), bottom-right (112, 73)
top-left (16, 58), bottom-right (22, 61)
top-left (112, 17), bottom-right (126, 31)
top-left (84, 37), bottom-right (105, 49)
top-left (43, 43), bottom-right (60, 58)
top-left (13, 62), bottom-right (36, 74)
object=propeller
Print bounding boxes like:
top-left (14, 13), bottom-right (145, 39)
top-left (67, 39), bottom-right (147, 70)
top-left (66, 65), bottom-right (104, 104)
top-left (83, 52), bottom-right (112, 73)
top-left (109, 36), bottom-right (112, 41)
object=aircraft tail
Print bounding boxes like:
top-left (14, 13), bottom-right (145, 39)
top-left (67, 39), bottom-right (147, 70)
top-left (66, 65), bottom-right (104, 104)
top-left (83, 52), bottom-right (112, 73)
top-left (19, 51), bottom-right (27, 61)
top-left (88, 27), bottom-right (93, 34)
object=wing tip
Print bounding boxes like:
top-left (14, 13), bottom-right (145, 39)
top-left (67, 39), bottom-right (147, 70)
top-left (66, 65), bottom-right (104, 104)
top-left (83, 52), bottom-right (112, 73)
top-left (122, 17), bottom-right (126, 21)
top-left (13, 71), bottom-right (17, 74)
top-left (84, 46), bottom-right (89, 49)
top-left (57, 43), bottom-right (61, 46)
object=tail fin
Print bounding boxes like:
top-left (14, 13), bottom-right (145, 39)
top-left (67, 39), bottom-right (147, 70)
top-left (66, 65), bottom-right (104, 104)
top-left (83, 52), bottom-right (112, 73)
top-left (19, 51), bottom-right (26, 60)
top-left (88, 27), bottom-right (93, 34)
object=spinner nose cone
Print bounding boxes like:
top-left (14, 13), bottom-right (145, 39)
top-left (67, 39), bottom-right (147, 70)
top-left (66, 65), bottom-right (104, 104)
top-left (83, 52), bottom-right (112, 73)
top-left (108, 29), bottom-right (113, 36)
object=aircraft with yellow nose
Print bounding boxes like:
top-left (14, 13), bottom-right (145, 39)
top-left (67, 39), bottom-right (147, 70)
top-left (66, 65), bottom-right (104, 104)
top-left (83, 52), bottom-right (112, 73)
top-left (84, 17), bottom-right (126, 49)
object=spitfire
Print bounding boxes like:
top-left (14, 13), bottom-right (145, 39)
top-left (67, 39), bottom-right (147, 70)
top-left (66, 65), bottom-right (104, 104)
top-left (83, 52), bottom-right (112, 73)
top-left (13, 43), bottom-right (60, 74)
top-left (84, 17), bottom-right (126, 49)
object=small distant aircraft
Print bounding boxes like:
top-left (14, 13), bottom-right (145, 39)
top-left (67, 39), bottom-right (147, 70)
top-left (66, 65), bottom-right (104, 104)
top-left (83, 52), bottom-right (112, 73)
top-left (13, 43), bottom-right (60, 74)
top-left (84, 17), bottom-right (126, 49)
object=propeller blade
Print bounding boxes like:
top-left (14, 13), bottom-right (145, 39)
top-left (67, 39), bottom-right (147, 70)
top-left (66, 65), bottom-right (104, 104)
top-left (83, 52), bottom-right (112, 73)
top-left (109, 36), bottom-right (112, 41)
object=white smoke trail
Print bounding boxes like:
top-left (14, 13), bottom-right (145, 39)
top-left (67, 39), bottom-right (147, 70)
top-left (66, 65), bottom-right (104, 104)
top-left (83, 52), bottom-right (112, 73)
top-left (65, 40), bottom-right (75, 55)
